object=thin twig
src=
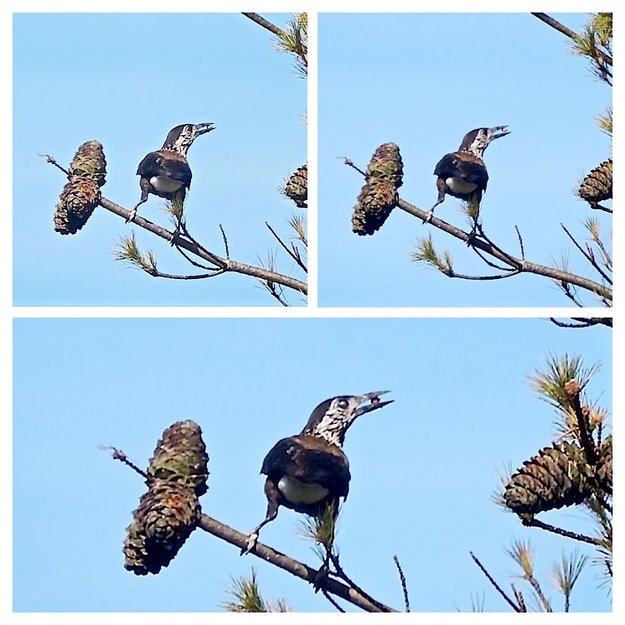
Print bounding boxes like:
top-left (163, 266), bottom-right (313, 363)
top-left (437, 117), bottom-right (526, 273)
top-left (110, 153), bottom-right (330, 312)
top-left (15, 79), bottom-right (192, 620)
top-left (242, 12), bottom-right (286, 38)
top-left (561, 224), bottom-right (612, 285)
top-left (393, 554), bottom-right (410, 612)
top-left (219, 224), bottom-right (231, 259)
top-left (42, 153), bottom-right (70, 176)
top-left (265, 221), bottom-right (308, 272)
top-left (514, 225), bottom-right (526, 259)
top-left (329, 553), bottom-right (391, 613)
top-left (549, 317), bottom-right (612, 329)
top-left (527, 575), bottom-right (552, 612)
top-left (340, 156), bottom-right (367, 178)
top-left (321, 589), bottom-right (346, 612)
top-left (470, 552), bottom-right (522, 612)
top-left (104, 446), bottom-right (148, 480)
top-left (510, 583), bottom-right (527, 612)
top-left (521, 517), bottom-right (601, 545)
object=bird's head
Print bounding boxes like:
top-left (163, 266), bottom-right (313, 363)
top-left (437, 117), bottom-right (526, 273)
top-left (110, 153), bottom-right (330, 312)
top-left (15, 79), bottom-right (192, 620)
top-left (162, 122), bottom-right (216, 155)
top-left (459, 126), bottom-right (510, 158)
top-left (302, 391), bottom-right (393, 447)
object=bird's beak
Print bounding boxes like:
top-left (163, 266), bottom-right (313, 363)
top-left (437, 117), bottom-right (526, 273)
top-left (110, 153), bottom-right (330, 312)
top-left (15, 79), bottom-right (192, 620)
top-left (196, 122), bottom-right (216, 135)
top-left (355, 390), bottom-right (394, 417)
top-left (490, 125), bottom-right (510, 140)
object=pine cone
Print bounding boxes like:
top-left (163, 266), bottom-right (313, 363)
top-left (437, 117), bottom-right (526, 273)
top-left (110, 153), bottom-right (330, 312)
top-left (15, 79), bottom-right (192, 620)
top-left (285, 164), bottom-right (307, 208)
top-left (352, 178), bottom-right (398, 236)
top-left (147, 420), bottom-right (209, 497)
top-left (54, 141), bottom-right (107, 235)
top-left (366, 143), bottom-right (403, 188)
top-left (69, 140), bottom-right (107, 187)
top-left (578, 159), bottom-right (612, 205)
top-left (54, 177), bottom-right (101, 235)
top-left (352, 143), bottom-right (403, 236)
top-left (123, 481), bottom-right (200, 575)
top-left (503, 441), bottom-right (594, 516)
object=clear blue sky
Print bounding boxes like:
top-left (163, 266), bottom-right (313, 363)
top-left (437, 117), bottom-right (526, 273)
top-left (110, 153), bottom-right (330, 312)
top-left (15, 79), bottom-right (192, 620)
top-left (319, 13), bottom-right (612, 307)
top-left (13, 13), bottom-right (306, 306)
top-left (13, 318), bottom-right (611, 612)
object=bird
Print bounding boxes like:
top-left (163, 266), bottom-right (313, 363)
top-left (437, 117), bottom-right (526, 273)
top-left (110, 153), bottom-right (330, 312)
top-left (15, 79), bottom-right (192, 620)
top-left (242, 391), bottom-right (393, 583)
top-left (424, 126), bottom-right (510, 236)
top-left (128, 122), bottom-right (216, 242)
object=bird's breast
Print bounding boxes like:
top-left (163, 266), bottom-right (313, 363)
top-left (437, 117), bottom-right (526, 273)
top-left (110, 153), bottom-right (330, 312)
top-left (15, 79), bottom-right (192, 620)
top-left (278, 476), bottom-right (329, 505)
top-left (445, 177), bottom-right (478, 195)
top-left (149, 176), bottom-right (184, 193)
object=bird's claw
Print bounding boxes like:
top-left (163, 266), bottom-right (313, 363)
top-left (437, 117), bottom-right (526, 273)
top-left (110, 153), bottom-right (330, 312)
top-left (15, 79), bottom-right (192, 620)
top-left (422, 211), bottom-right (434, 224)
top-left (311, 562), bottom-right (330, 593)
top-left (125, 209), bottom-right (137, 224)
top-left (240, 532), bottom-right (258, 556)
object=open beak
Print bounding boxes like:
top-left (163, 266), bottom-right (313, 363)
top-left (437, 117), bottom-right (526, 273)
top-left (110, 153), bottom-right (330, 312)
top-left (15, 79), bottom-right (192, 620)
top-left (355, 390), bottom-right (394, 417)
top-left (196, 122), bottom-right (216, 135)
top-left (491, 125), bottom-right (510, 140)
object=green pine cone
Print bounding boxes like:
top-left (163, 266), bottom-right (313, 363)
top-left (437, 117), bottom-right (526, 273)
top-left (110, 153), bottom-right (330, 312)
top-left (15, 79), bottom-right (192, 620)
top-left (366, 143), bottom-right (403, 188)
top-left (147, 420), bottom-right (209, 496)
top-left (578, 159), bottom-right (612, 205)
top-left (503, 441), bottom-right (594, 516)
top-left (285, 164), bottom-right (308, 208)
top-left (352, 178), bottom-right (398, 236)
top-left (69, 140), bottom-right (107, 187)
top-left (123, 481), bottom-right (200, 576)
top-left (54, 177), bottom-right (101, 235)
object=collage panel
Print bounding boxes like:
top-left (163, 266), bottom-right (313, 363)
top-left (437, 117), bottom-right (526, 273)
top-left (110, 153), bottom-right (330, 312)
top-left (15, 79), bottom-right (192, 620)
top-left (319, 13), bottom-right (612, 308)
top-left (13, 12), bottom-right (307, 307)
top-left (13, 317), bottom-right (611, 612)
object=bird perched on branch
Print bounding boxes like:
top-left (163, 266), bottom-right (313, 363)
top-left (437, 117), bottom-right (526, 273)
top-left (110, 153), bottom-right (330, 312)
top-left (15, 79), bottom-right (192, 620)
top-left (242, 391), bottom-right (393, 582)
top-left (425, 126), bottom-right (510, 233)
top-left (129, 122), bottom-right (216, 241)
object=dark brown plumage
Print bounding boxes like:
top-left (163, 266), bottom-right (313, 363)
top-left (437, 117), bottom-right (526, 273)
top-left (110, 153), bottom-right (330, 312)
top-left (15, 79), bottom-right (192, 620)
top-left (128, 123), bottom-right (215, 235)
top-left (242, 392), bottom-right (393, 559)
top-left (425, 126), bottom-right (510, 225)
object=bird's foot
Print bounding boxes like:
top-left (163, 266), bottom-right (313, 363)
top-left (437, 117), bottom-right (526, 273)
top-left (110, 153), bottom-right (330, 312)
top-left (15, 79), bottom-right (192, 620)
top-left (466, 227), bottom-right (478, 247)
top-left (422, 210), bottom-right (434, 224)
top-left (240, 532), bottom-right (258, 556)
top-left (169, 227), bottom-right (181, 247)
top-left (311, 561), bottom-right (330, 593)
top-left (125, 208), bottom-right (137, 224)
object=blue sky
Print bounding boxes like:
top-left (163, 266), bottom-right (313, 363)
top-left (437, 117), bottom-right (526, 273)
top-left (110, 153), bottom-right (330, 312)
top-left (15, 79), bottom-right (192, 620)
top-left (319, 13), bottom-right (612, 307)
top-left (13, 318), bottom-right (611, 612)
top-left (13, 13), bottom-right (306, 306)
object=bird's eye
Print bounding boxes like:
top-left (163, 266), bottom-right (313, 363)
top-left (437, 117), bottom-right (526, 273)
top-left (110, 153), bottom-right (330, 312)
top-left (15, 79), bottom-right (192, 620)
top-left (337, 398), bottom-right (349, 409)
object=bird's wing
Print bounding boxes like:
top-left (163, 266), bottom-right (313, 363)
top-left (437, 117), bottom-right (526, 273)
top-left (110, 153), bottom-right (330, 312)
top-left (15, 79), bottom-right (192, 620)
top-left (136, 151), bottom-right (193, 188)
top-left (261, 436), bottom-right (351, 498)
top-left (434, 153), bottom-right (489, 189)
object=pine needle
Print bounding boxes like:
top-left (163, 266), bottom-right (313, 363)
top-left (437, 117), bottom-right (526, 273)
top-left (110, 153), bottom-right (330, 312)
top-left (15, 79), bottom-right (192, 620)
top-left (222, 569), bottom-right (290, 612)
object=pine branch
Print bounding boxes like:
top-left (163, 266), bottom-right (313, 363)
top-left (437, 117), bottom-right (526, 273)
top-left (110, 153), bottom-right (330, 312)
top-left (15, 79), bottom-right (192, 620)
top-left (343, 159), bottom-right (611, 302)
top-left (197, 514), bottom-right (396, 613)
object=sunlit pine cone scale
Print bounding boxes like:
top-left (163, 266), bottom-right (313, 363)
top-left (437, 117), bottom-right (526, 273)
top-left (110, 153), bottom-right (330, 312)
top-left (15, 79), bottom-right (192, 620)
top-left (123, 481), bottom-right (200, 576)
top-left (352, 178), bottom-right (398, 236)
top-left (503, 441), bottom-right (594, 516)
top-left (147, 420), bottom-right (209, 497)
top-left (366, 142), bottom-right (403, 188)
top-left (352, 143), bottom-right (403, 236)
top-left (54, 177), bottom-right (101, 235)
top-left (69, 140), bottom-right (107, 187)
